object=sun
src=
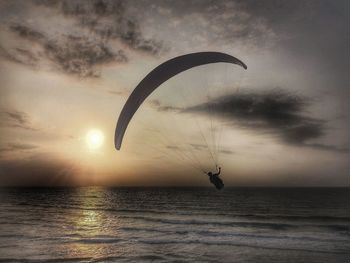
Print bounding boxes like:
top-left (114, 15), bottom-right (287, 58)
top-left (86, 129), bottom-right (104, 150)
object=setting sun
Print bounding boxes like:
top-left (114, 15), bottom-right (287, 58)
top-left (86, 129), bottom-right (104, 150)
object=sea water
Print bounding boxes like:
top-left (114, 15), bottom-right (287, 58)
top-left (0, 187), bottom-right (349, 262)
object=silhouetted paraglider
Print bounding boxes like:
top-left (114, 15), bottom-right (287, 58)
top-left (207, 166), bottom-right (224, 190)
top-left (114, 52), bottom-right (247, 189)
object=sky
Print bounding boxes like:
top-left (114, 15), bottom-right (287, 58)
top-left (0, 0), bottom-right (349, 186)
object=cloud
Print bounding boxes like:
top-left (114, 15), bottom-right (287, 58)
top-left (0, 142), bottom-right (38, 153)
top-left (149, 99), bottom-right (181, 112)
top-left (43, 34), bottom-right (127, 77)
top-left (157, 105), bottom-right (181, 112)
top-left (0, 45), bottom-right (38, 68)
top-left (1, 109), bottom-right (38, 131)
top-left (6, 23), bottom-right (127, 77)
top-left (172, 89), bottom-right (345, 153)
top-left (0, 154), bottom-right (81, 186)
top-left (2, 0), bottom-right (166, 77)
top-left (134, 0), bottom-right (278, 52)
top-left (184, 90), bottom-right (317, 140)
top-left (116, 19), bottom-right (165, 55)
top-left (219, 149), bottom-right (235, 155)
top-left (35, 0), bottom-right (165, 55)
top-left (9, 23), bottom-right (45, 41)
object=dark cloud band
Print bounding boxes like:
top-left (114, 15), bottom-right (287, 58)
top-left (1, 109), bottom-right (38, 131)
top-left (153, 89), bottom-right (346, 153)
top-left (6, 23), bottom-right (127, 77)
top-left (183, 90), bottom-right (346, 152)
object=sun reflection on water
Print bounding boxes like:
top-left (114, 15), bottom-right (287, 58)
top-left (63, 188), bottom-right (124, 259)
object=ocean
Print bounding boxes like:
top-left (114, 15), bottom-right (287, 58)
top-left (0, 187), bottom-right (349, 262)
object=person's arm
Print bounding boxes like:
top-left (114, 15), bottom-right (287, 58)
top-left (214, 167), bottom-right (221, 176)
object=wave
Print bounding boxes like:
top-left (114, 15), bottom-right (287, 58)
top-left (117, 215), bottom-right (350, 234)
top-left (137, 239), bottom-right (350, 255)
top-left (10, 202), bottom-right (350, 223)
top-left (117, 215), bottom-right (295, 229)
top-left (67, 237), bottom-right (121, 244)
top-left (119, 226), bottom-right (350, 243)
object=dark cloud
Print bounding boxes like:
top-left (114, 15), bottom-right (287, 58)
top-left (157, 105), bottom-right (181, 112)
top-left (43, 35), bottom-right (127, 77)
top-left (116, 19), bottom-right (165, 55)
top-left (179, 89), bottom-right (345, 153)
top-left (6, 23), bottom-right (127, 77)
top-left (219, 149), bottom-right (235, 155)
top-left (1, 109), bottom-right (38, 131)
top-left (0, 155), bottom-right (81, 186)
top-left (35, 0), bottom-right (165, 55)
top-left (35, 0), bottom-right (124, 19)
top-left (149, 99), bottom-right (181, 112)
top-left (9, 23), bottom-right (45, 41)
top-left (0, 46), bottom-right (38, 68)
top-left (0, 143), bottom-right (38, 153)
top-left (3, 0), bottom-right (166, 77)
top-left (1, 24), bottom-right (43, 68)
top-left (151, 0), bottom-right (349, 54)
top-left (134, 0), bottom-right (278, 51)
top-left (236, 0), bottom-right (350, 103)
top-left (4, 110), bottom-right (28, 125)
top-left (150, 91), bottom-right (346, 152)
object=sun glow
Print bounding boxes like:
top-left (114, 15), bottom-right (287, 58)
top-left (86, 129), bottom-right (104, 150)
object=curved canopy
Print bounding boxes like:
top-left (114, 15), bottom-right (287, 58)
top-left (115, 52), bottom-right (247, 150)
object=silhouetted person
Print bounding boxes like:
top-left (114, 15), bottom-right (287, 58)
top-left (207, 166), bottom-right (224, 190)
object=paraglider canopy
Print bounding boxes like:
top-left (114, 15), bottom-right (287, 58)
top-left (114, 52), bottom-right (247, 150)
